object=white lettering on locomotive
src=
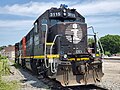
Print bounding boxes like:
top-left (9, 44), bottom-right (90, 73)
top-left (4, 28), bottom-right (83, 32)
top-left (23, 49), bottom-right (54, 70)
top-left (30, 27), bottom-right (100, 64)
top-left (50, 12), bottom-right (61, 17)
top-left (68, 12), bottom-right (75, 17)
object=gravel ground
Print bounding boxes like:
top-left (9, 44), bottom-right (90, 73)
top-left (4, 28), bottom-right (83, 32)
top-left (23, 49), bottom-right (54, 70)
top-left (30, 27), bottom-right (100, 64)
top-left (3, 60), bottom-right (120, 90)
top-left (97, 59), bottom-right (120, 90)
top-left (2, 61), bottom-right (49, 90)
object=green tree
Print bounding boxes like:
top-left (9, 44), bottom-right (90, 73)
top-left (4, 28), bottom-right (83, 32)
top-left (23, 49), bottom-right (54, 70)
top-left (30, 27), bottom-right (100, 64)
top-left (0, 46), bottom-right (6, 51)
top-left (100, 35), bottom-right (120, 54)
top-left (88, 38), bottom-right (94, 47)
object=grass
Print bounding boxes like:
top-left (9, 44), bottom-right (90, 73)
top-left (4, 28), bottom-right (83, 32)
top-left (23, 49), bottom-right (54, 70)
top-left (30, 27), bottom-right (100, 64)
top-left (0, 58), bottom-right (20, 90)
top-left (0, 62), bottom-right (2, 80)
top-left (0, 59), bottom-right (10, 76)
top-left (0, 80), bottom-right (19, 90)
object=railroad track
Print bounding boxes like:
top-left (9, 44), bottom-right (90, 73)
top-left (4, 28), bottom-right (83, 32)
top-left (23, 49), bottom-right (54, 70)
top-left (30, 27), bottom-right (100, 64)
top-left (65, 84), bottom-right (108, 90)
top-left (36, 77), bottom-right (108, 90)
top-left (20, 67), bottom-right (108, 90)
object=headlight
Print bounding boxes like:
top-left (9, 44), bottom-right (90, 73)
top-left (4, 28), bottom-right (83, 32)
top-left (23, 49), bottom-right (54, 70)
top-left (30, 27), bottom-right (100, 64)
top-left (63, 12), bottom-right (67, 16)
top-left (64, 54), bottom-right (67, 58)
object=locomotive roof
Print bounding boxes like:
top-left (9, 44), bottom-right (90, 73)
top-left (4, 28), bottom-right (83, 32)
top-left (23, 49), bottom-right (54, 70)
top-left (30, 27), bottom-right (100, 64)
top-left (34, 6), bottom-right (85, 24)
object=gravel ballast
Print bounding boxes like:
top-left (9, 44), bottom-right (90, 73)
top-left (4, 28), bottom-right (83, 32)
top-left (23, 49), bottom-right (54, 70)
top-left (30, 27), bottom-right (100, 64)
top-left (4, 60), bottom-right (120, 90)
top-left (97, 60), bottom-right (120, 90)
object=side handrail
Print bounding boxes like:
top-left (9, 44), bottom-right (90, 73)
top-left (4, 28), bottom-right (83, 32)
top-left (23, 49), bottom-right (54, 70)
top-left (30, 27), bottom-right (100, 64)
top-left (50, 34), bottom-right (62, 73)
top-left (43, 24), bottom-right (49, 68)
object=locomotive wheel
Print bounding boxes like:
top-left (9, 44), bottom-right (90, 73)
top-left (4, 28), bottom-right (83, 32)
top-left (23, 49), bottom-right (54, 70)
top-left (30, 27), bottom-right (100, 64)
top-left (30, 59), bottom-right (38, 75)
top-left (21, 59), bottom-right (26, 68)
top-left (43, 68), bottom-right (48, 78)
top-left (42, 60), bottom-right (49, 78)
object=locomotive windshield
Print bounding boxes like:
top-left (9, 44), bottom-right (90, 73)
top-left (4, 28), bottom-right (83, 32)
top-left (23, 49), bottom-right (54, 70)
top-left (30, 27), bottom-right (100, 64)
top-left (50, 19), bottom-right (77, 26)
top-left (50, 19), bottom-right (60, 26)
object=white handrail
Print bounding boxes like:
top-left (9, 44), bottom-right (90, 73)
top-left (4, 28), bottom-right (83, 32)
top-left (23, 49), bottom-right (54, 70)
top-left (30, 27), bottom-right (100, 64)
top-left (87, 26), bottom-right (104, 57)
top-left (50, 35), bottom-right (61, 73)
top-left (97, 36), bottom-right (105, 57)
top-left (43, 24), bottom-right (49, 68)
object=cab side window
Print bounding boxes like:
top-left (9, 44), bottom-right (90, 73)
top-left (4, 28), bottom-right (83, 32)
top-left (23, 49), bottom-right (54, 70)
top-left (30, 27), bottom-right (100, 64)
top-left (41, 18), bottom-right (47, 31)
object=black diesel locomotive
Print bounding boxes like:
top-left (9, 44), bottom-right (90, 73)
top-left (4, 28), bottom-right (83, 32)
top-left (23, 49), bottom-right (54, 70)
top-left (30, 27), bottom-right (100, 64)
top-left (15, 5), bottom-right (104, 86)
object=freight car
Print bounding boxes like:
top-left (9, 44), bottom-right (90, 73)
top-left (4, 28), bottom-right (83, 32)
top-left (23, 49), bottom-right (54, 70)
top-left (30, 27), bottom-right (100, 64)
top-left (15, 4), bottom-right (104, 86)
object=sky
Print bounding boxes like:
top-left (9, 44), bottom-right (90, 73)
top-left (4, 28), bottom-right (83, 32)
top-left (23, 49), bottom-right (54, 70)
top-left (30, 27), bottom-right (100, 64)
top-left (0, 0), bottom-right (120, 46)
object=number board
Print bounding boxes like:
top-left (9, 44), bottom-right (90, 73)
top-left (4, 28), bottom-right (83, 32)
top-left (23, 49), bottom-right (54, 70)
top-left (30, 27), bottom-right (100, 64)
top-left (49, 12), bottom-right (61, 17)
top-left (49, 9), bottom-right (76, 18)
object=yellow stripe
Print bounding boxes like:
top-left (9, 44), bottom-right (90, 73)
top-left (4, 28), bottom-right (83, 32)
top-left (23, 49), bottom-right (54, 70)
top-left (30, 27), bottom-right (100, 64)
top-left (19, 55), bottom-right (89, 61)
top-left (21, 56), bottom-right (34, 59)
top-left (46, 43), bottom-right (54, 45)
top-left (47, 55), bottom-right (59, 58)
top-left (21, 54), bottom-right (60, 59)
top-left (24, 56), bottom-right (31, 58)
top-left (34, 55), bottom-right (44, 58)
top-left (68, 58), bottom-right (89, 61)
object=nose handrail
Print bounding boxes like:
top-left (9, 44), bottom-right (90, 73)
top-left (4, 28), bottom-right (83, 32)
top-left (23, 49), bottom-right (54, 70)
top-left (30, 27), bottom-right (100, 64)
top-left (87, 26), bottom-right (104, 57)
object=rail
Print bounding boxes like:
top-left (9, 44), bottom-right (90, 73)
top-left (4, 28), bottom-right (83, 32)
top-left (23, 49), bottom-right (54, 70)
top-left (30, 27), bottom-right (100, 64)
top-left (103, 56), bottom-right (120, 60)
